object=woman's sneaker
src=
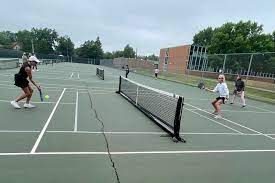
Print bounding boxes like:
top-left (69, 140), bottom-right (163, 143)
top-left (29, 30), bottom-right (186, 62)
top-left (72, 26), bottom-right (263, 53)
top-left (10, 101), bottom-right (21, 109)
top-left (214, 115), bottom-right (222, 119)
top-left (23, 103), bottom-right (36, 108)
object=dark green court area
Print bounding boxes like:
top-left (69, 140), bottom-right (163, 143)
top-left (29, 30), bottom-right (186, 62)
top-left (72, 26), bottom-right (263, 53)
top-left (0, 63), bottom-right (274, 183)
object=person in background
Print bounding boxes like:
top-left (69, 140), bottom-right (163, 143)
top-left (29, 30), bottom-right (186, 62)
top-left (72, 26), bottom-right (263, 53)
top-left (154, 67), bottom-right (159, 79)
top-left (22, 52), bottom-right (28, 64)
top-left (205, 74), bottom-right (229, 119)
top-left (230, 74), bottom-right (246, 107)
top-left (29, 54), bottom-right (40, 71)
top-left (125, 65), bottom-right (129, 78)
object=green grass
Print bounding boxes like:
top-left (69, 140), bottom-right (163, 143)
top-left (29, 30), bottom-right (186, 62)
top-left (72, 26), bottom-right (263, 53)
top-left (135, 69), bottom-right (275, 104)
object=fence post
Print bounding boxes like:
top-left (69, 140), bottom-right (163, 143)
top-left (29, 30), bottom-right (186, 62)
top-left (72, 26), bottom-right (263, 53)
top-left (222, 54), bottom-right (227, 74)
top-left (245, 54), bottom-right (254, 83)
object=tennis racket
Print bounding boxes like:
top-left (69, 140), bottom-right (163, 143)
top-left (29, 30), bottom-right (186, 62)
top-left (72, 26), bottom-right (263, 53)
top-left (38, 87), bottom-right (43, 102)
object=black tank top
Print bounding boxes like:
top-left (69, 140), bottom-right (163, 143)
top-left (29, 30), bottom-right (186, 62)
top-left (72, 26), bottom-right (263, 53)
top-left (18, 62), bottom-right (31, 79)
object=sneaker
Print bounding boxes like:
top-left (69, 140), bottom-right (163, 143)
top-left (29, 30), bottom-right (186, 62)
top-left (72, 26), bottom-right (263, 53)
top-left (10, 101), bottom-right (21, 109)
top-left (36, 69), bottom-right (39, 71)
top-left (242, 105), bottom-right (246, 108)
top-left (23, 103), bottom-right (36, 108)
top-left (230, 102), bottom-right (234, 104)
top-left (212, 111), bottom-right (218, 115)
top-left (214, 115), bottom-right (222, 119)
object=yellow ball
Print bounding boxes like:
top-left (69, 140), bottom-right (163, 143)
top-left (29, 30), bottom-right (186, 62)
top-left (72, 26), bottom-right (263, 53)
top-left (45, 95), bottom-right (50, 99)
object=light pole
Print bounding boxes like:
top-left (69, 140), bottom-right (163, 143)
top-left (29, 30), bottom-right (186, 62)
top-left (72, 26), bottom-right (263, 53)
top-left (67, 42), bottom-right (69, 62)
top-left (31, 39), bottom-right (35, 54)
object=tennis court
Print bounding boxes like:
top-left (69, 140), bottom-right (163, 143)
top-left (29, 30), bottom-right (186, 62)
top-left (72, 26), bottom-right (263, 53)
top-left (0, 62), bottom-right (275, 183)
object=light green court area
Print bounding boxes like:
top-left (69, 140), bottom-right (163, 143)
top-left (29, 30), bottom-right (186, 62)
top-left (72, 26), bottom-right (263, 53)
top-left (0, 62), bottom-right (274, 183)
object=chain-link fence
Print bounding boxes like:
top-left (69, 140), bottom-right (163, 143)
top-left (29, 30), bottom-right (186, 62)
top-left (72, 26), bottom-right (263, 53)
top-left (100, 58), bottom-right (157, 72)
top-left (0, 48), bottom-right (103, 66)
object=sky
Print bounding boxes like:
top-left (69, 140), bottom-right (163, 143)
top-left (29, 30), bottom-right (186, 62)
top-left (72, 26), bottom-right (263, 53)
top-left (0, 0), bottom-right (274, 55)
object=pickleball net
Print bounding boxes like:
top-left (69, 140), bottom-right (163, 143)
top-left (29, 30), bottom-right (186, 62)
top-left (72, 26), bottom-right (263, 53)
top-left (116, 76), bottom-right (185, 142)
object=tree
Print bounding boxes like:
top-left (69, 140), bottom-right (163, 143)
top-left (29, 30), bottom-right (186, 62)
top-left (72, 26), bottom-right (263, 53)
top-left (16, 30), bottom-right (33, 52)
top-left (207, 21), bottom-right (273, 54)
top-left (31, 28), bottom-right (58, 54)
top-left (103, 52), bottom-right (114, 59)
top-left (0, 31), bottom-right (17, 48)
top-left (193, 27), bottom-right (213, 47)
top-left (94, 37), bottom-right (103, 59)
top-left (76, 40), bottom-right (94, 58)
top-left (123, 44), bottom-right (135, 58)
top-left (113, 50), bottom-right (124, 58)
top-left (272, 31), bottom-right (275, 51)
top-left (56, 36), bottom-right (74, 56)
top-left (76, 37), bottom-right (104, 59)
top-left (193, 21), bottom-right (274, 54)
top-left (146, 54), bottom-right (159, 61)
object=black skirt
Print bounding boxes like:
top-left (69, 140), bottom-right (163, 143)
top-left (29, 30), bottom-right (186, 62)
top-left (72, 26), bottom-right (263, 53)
top-left (14, 74), bottom-right (29, 88)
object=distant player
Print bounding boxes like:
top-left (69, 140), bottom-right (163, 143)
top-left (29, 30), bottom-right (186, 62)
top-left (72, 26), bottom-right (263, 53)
top-left (230, 74), bottom-right (246, 107)
top-left (125, 65), bottom-right (129, 78)
top-left (154, 68), bottom-right (159, 79)
top-left (21, 52), bottom-right (28, 66)
top-left (29, 54), bottom-right (40, 71)
top-left (10, 59), bottom-right (41, 109)
top-left (205, 74), bottom-right (229, 119)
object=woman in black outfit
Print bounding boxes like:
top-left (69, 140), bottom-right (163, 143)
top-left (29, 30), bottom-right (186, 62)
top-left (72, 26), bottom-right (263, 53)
top-left (11, 60), bottom-right (41, 109)
top-left (125, 65), bottom-right (130, 78)
top-left (230, 74), bottom-right (246, 107)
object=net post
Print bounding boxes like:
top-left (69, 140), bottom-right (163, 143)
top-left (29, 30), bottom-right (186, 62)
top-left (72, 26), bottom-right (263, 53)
top-left (174, 96), bottom-right (185, 143)
top-left (116, 76), bottom-right (122, 94)
top-left (103, 69), bottom-right (104, 80)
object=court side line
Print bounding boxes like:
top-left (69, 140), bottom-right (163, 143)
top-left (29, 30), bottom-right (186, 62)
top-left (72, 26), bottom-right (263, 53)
top-left (185, 108), bottom-right (243, 134)
top-left (30, 88), bottom-right (67, 153)
top-left (0, 81), bottom-right (116, 90)
top-left (1, 130), bottom-right (275, 136)
top-left (0, 99), bottom-right (74, 105)
top-left (0, 86), bottom-right (64, 92)
top-left (2, 149), bottom-right (275, 156)
top-left (185, 103), bottom-right (275, 140)
top-left (74, 91), bottom-right (79, 132)
top-left (70, 72), bottom-right (74, 78)
top-left (0, 130), bottom-right (39, 133)
top-left (187, 108), bottom-right (275, 114)
top-left (185, 98), bottom-right (274, 112)
top-left (46, 131), bottom-right (242, 135)
top-left (237, 102), bottom-right (274, 113)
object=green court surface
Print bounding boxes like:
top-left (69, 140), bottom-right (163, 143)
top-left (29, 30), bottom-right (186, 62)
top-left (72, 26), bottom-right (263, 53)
top-left (0, 63), bottom-right (275, 183)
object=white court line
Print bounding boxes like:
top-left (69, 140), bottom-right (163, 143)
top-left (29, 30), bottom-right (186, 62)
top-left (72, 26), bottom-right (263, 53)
top-left (185, 108), bottom-right (243, 134)
top-left (30, 88), bottom-right (67, 153)
top-left (70, 72), bottom-right (74, 78)
top-left (45, 131), bottom-right (275, 136)
top-left (187, 108), bottom-right (275, 114)
top-left (0, 80), bottom-right (117, 90)
top-left (0, 86), bottom-right (64, 92)
top-left (0, 130), bottom-right (39, 133)
top-left (1, 130), bottom-right (274, 136)
top-left (0, 83), bottom-right (115, 91)
top-left (239, 103), bottom-right (274, 113)
top-left (185, 103), bottom-right (275, 140)
top-left (74, 91), bottom-right (79, 132)
top-left (1, 149), bottom-right (275, 156)
top-left (0, 99), bottom-right (74, 105)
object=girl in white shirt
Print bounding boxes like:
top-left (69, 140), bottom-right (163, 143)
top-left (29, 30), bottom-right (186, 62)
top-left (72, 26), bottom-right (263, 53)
top-left (154, 68), bottom-right (159, 78)
top-left (205, 74), bottom-right (229, 119)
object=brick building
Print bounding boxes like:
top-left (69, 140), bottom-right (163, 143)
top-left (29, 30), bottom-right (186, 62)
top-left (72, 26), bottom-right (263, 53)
top-left (159, 45), bottom-right (207, 74)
